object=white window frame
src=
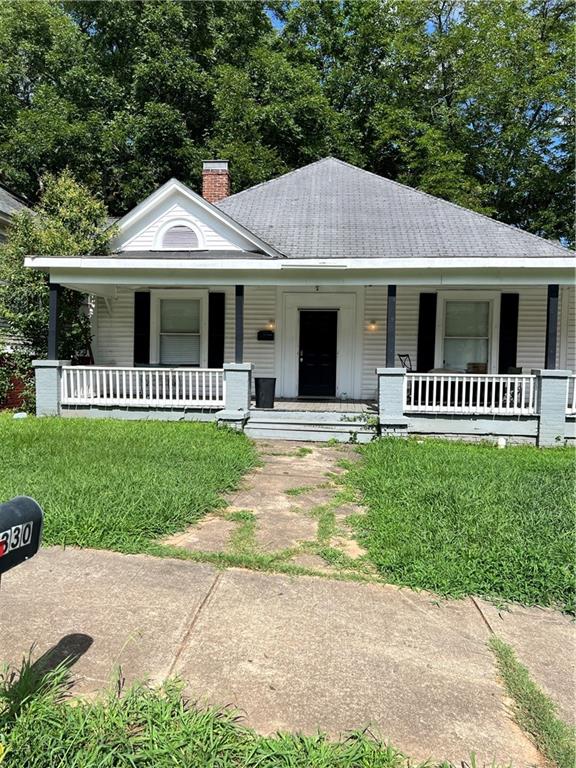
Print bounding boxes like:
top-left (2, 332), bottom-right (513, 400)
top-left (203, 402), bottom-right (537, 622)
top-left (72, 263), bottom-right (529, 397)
top-left (154, 218), bottom-right (205, 250)
top-left (149, 289), bottom-right (209, 367)
top-left (434, 291), bottom-right (500, 373)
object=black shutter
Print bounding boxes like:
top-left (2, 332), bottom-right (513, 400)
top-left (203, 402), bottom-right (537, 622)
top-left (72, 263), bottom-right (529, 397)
top-left (208, 292), bottom-right (225, 368)
top-left (133, 292), bottom-right (150, 365)
top-left (498, 293), bottom-right (519, 373)
top-left (416, 293), bottom-right (437, 372)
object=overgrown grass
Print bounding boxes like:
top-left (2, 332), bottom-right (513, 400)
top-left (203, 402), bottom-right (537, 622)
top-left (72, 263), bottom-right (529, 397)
top-left (489, 636), bottom-right (576, 768)
top-left (0, 416), bottom-right (256, 553)
top-left (0, 661), bottom-right (422, 768)
top-left (345, 438), bottom-right (575, 611)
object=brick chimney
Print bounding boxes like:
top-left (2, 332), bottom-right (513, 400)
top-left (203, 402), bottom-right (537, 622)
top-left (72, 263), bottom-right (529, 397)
top-left (202, 160), bottom-right (230, 203)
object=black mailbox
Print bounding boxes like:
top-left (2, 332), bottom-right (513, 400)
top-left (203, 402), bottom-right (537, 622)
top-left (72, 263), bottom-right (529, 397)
top-left (0, 497), bottom-right (43, 576)
top-left (257, 330), bottom-right (274, 341)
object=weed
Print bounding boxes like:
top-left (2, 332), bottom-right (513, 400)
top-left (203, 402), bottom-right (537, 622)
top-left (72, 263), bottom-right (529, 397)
top-left (286, 485), bottom-right (317, 496)
top-left (490, 636), bottom-right (575, 768)
top-left (0, 659), bottom-right (439, 767)
top-left (228, 511), bottom-right (257, 554)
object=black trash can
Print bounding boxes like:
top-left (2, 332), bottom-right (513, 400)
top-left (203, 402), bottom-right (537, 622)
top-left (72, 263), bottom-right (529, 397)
top-left (255, 377), bottom-right (276, 409)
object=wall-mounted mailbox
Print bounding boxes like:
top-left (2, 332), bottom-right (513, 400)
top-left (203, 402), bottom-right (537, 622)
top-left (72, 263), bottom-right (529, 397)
top-left (257, 330), bottom-right (275, 341)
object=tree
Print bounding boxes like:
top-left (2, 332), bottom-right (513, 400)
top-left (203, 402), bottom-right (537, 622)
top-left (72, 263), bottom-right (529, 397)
top-left (0, 170), bottom-right (114, 363)
top-left (0, 0), bottom-right (572, 242)
top-left (280, 0), bottom-right (574, 240)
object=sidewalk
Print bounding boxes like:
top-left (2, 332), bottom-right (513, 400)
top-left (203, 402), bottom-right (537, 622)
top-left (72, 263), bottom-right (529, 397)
top-left (1, 547), bottom-right (572, 765)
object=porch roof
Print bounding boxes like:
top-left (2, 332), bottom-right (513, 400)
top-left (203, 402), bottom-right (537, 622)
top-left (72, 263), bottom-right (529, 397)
top-left (23, 256), bottom-right (576, 293)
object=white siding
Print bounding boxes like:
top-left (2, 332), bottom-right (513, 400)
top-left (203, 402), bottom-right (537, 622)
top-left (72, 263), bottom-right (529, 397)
top-left (223, 286), bottom-right (236, 364)
top-left (395, 286), bottom-right (420, 369)
top-left (94, 288), bottom-right (134, 366)
top-left (561, 286), bottom-right (575, 372)
top-left (244, 286), bottom-right (276, 379)
top-left (122, 203), bottom-right (239, 251)
top-left (360, 286), bottom-right (552, 386)
top-left (360, 286), bottom-right (421, 399)
top-left (517, 286), bottom-right (548, 372)
top-left (361, 286), bottom-right (386, 399)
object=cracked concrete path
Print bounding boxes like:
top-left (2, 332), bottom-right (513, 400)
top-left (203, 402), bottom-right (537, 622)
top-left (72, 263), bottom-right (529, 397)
top-left (0, 546), bottom-right (556, 766)
top-left (164, 441), bottom-right (369, 573)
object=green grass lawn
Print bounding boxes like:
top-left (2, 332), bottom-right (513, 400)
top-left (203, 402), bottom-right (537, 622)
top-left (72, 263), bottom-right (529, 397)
top-left (0, 416), bottom-right (257, 553)
top-left (345, 439), bottom-right (575, 612)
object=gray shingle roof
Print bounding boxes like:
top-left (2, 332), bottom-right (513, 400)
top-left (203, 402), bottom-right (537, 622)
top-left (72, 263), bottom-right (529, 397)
top-left (216, 157), bottom-right (572, 260)
top-left (0, 185), bottom-right (27, 218)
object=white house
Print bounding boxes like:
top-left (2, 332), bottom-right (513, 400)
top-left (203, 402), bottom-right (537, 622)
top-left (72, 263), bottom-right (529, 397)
top-left (27, 158), bottom-right (575, 445)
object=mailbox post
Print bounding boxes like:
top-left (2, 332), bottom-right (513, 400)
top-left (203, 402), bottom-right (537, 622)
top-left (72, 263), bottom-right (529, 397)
top-left (0, 497), bottom-right (44, 579)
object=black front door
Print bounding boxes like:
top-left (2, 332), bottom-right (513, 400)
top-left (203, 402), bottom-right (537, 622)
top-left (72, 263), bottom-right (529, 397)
top-left (298, 310), bottom-right (337, 397)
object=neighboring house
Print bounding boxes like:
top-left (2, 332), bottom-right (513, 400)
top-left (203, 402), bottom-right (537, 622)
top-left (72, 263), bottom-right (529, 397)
top-left (26, 158), bottom-right (575, 445)
top-left (0, 184), bottom-right (27, 243)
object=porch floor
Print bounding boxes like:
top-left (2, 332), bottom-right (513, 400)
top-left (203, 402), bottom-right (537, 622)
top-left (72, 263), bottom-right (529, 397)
top-left (252, 398), bottom-right (376, 413)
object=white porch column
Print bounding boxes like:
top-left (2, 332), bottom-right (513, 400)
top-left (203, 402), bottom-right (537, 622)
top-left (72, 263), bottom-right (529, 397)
top-left (533, 369), bottom-right (571, 447)
top-left (33, 360), bottom-right (70, 416)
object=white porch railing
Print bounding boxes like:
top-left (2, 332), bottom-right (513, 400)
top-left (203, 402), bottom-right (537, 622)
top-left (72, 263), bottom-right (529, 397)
top-left (567, 376), bottom-right (576, 415)
top-left (404, 373), bottom-right (537, 416)
top-left (61, 366), bottom-right (225, 408)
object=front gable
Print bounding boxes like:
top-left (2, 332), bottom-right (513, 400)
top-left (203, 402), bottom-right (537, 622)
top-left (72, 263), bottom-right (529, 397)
top-left (111, 179), bottom-right (281, 258)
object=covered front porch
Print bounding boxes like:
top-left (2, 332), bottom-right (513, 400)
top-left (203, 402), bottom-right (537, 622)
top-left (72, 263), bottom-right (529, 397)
top-left (33, 269), bottom-right (575, 446)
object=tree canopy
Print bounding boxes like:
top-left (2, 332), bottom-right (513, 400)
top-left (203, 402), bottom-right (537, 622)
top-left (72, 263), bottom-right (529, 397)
top-left (0, 0), bottom-right (573, 243)
top-left (0, 170), bottom-right (113, 360)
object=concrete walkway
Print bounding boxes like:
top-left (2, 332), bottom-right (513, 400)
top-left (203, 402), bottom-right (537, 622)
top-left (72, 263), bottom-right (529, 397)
top-left (1, 547), bottom-right (573, 765)
top-left (164, 441), bottom-right (370, 573)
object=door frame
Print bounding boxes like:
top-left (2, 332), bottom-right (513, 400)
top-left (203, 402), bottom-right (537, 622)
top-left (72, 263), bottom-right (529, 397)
top-left (277, 290), bottom-right (363, 398)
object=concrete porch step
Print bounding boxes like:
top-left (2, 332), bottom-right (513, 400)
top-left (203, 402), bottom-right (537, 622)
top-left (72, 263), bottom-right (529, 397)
top-left (249, 409), bottom-right (373, 423)
top-left (245, 410), bottom-right (376, 443)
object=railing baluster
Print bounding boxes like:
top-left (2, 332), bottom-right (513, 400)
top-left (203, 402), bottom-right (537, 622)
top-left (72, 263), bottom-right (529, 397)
top-left (403, 373), bottom-right (538, 417)
top-left (60, 367), bottom-right (227, 409)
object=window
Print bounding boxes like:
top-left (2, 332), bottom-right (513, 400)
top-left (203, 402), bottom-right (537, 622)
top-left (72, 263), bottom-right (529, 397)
top-left (150, 290), bottom-right (207, 367)
top-left (162, 225), bottom-right (199, 250)
top-left (158, 299), bottom-right (201, 365)
top-left (443, 301), bottom-right (490, 372)
top-left (435, 292), bottom-right (499, 373)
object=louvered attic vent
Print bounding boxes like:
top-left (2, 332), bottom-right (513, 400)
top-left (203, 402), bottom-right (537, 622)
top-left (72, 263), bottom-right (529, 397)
top-left (162, 225), bottom-right (199, 249)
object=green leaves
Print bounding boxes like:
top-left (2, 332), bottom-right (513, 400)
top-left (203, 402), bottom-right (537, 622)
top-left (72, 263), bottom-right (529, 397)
top-left (0, 0), bottom-right (572, 240)
top-left (281, 0), bottom-right (574, 242)
top-left (0, 170), bottom-right (113, 360)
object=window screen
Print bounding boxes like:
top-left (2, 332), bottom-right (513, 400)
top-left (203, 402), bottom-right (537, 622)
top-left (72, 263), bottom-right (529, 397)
top-left (159, 299), bottom-right (200, 365)
top-left (162, 225), bottom-right (199, 249)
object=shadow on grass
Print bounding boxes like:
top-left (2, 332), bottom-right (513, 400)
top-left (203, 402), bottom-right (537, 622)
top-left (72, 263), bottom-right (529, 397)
top-left (0, 633), bottom-right (92, 723)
